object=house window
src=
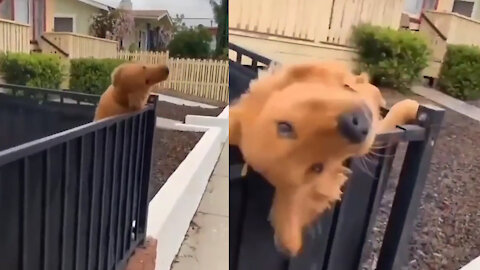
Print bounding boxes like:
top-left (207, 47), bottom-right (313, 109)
top-left (453, 0), bottom-right (474, 17)
top-left (0, 0), bottom-right (13, 20)
top-left (14, 0), bottom-right (28, 23)
top-left (54, 17), bottom-right (74, 32)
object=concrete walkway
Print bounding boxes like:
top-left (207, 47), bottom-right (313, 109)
top-left (412, 85), bottom-right (480, 121)
top-left (171, 143), bottom-right (228, 270)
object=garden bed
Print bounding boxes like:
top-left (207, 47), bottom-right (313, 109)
top-left (156, 101), bottom-right (224, 122)
top-left (362, 88), bottom-right (480, 270)
top-left (148, 128), bottom-right (204, 200)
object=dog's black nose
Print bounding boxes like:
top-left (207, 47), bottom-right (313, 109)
top-left (338, 105), bottom-right (372, 143)
top-left (164, 67), bottom-right (169, 75)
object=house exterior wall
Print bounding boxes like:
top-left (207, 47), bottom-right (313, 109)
top-left (45, 0), bottom-right (55, 32)
top-left (54, 0), bottom-right (100, 35)
top-left (123, 17), bottom-right (172, 51)
top-left (437, 0), bottom-right (455, 11)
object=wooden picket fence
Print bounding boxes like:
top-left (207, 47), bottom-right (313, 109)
top-left (117, 51), bottom-right (169, 65)
top-left (0, 18), bottom-right (30, 53)
top-left (230, 0), bottom-right (404, 46)
top-left (117, 51), bottom-right (228, 103)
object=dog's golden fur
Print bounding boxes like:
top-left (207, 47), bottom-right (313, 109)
top-left (229, 61), bottom-right (419, 256)
top-left (94, 63), bottom-right (169, 121)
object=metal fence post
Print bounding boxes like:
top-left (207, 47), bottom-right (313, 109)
top-left (376, 104), bottom-right (444, 270)
top-left (136, 95), bottom-right (158, 245)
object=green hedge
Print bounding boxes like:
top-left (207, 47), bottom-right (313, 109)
top-left (351, 24), bottom-right (430, 92)
top-left (69, 58), bottom-right (125, 95)
top-left (0, 53), bottom-right (65, 89)
top-left (438, 45), bottom-right (480, 100)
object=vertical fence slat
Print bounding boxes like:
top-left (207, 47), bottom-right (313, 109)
top-left (137, 96), bottom-right (158, 239)
top-left (60, 142), bottom-right (70, 270)
top-left (132, 114), bottom-right (144, 241)
top-left (108, 122), bottom-right (123, 269)
top-left (236, 170), bottom-right (289, 270)
top-left (0, 160), bottom-right (21, 269)
top-left (116, 120), bottom-right (130, 263)
top-left (20, 158), bottom-right (28, 270)
top-left (87, 130), bottom-right (103, 270)
top-left (75, 134), bottom-right (94, 270)
top-left (96, 127), bottom-right (112, 270)
top-left (123, 116), bottom-right (138, 255)
top-left (41, 150), bottom-right (51, 270)
top-left (323, 156), bottom-right (383, 270)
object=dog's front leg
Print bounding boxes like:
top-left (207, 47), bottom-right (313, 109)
top-left (377, 99), bottom-right (420, 133)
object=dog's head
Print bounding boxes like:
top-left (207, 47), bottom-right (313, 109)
top-left (231, 61), bottom-right (385, 190)
top-left (111, 62), bottom-right (169, 93)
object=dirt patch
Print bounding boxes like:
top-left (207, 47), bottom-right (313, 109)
top-left (361, 88), bottom-right (480, 269)
top-left (148, 128), bottom-right (204, 200)
top-left (156, 101), bottom-right (224, 122)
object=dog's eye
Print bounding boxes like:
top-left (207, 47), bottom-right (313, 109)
top-left (142, 66), bottom-right (146, 70)
top-left (277, 121), bottom-right (296, 139)
top-left (145, 79), bottom-right (150, 84)
top-left (344, 83), bottom-right (356, 92)
top-left (310, 163), bottom-right (324, 174)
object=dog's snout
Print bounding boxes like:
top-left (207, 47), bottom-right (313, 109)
top-left (337, 105), bottom-right (372, 143)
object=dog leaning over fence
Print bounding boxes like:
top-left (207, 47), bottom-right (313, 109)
top-left (94, 62), bottom-right (169, 121)
top-left (229, 61), bottom-right (420, 256)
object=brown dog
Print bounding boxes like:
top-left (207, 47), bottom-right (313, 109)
top-left (229, 61), bottom-right (419, 256)
top-left (94, 63), bottom-right (169, 121)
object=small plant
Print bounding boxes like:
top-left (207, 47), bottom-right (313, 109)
top-left (168, 26), bottom-right (213, 59)
top-left (0, 53), bottom-right (65, 89)
top-left (90, 9), bottom-right (134, 46)
top-left (128, 43), bottom-right (138, 52)
top-left (438, 44), bottom-right (480, 100)
top-left (351, 24), bottom-right (430, 92)
top-left (69, 58), bottom-right (125, 95)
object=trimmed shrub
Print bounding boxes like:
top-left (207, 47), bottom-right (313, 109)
top-left (438, 45), bottom-right (480, 100)
top-left (168, 26), bottom-right (212, 59)
top-left (69, 58), bottom-right (125, 95)
top-left (351, 24), bottom-right (430, 92)
top-left (0, 52), bottom-right (65, 89)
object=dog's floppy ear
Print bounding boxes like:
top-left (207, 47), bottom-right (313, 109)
top-left (111, 65), bottom-right (123, 87)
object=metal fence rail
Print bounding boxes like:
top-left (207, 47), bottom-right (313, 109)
top-left (228, 43), bottom-right (445, 270)
top-left (0, 86), bottom-right (157, 270)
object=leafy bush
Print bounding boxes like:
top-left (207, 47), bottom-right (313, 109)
top-left (351, 24), bottom-right (430, 91)
top-left (438, 45), bottom-right (480, 100)
top-left (0, 53), bottom-right (65, 89)
top-left (168, 26), bottom-right (212, 59)
top-left (69, 58), bottom-right (125, 95)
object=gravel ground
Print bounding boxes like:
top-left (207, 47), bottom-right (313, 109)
top-left (361, 88), bottom-right (480, 270)
top-left (156, 101), bottom-right (224, 122)
top-left (148, 128), bottom-right (204, 201)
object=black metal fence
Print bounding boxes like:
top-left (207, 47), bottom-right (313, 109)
top-left (0, 83), bottom-right (99, 151)
top-left (0, 85), bottom-right (157, 270)
top-left (228, 43), bottom-right (445, 270)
